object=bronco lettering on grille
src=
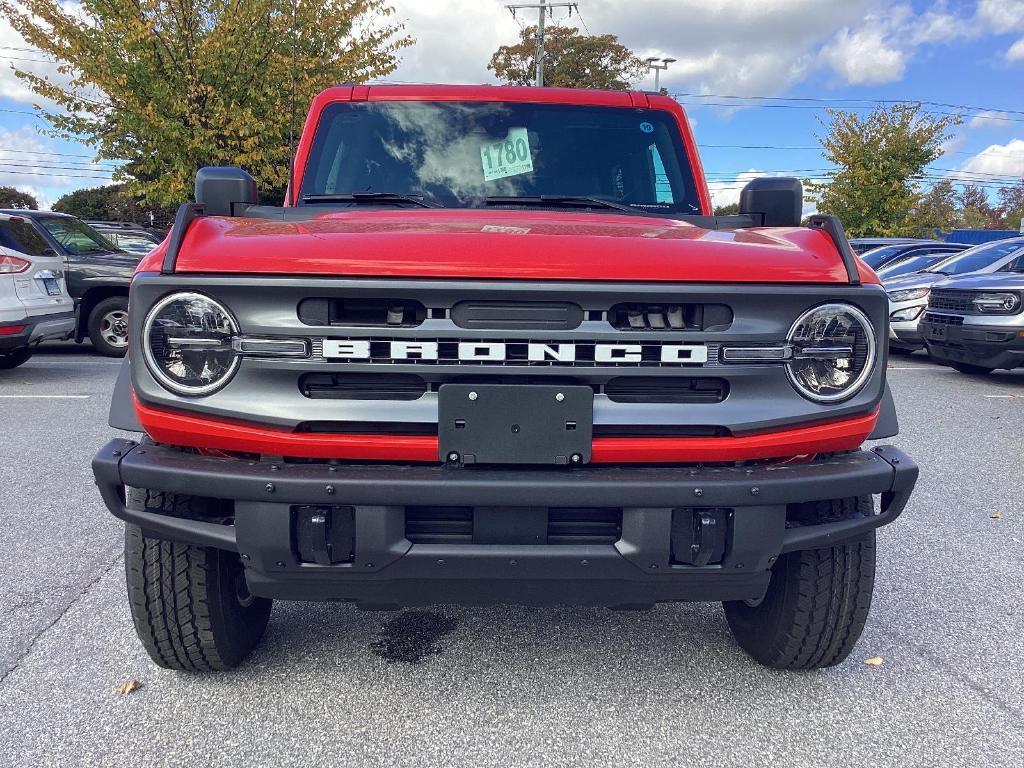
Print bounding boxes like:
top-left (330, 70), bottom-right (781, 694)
top-left (321, 339), bottom-right (709, 366)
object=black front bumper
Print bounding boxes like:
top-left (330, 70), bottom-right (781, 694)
top-left (921, 318), bottom-right (1024, 370)
top-left (93, 440), bottom-right (917, 607)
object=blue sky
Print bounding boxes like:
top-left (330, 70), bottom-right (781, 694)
top-left (1, 0), bottom-right (1023, 211)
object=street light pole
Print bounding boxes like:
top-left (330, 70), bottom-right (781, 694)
top-left (645, 57), bottom-right (676, 92)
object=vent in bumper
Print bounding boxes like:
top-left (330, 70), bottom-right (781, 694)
top-left (300, 373), bottom-right (427, 400)
top-left (404, 506), bottom-right (623, 545)
top-left (547, 508), bottom-right (622, 544)
top-left (604, 376), bottom-right (728, 404)
top-left (299, 297), bottom-right (426, 327)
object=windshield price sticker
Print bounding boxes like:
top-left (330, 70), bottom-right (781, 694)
top-left (481, 127), bottom-right (533, 181)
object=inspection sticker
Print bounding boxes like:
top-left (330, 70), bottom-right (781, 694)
top-left (480, 127), bottom-right (533, 181)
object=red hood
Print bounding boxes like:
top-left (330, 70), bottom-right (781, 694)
top-left (141, 209), bottom-right (877, 284)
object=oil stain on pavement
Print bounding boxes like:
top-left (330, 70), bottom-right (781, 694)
top-left (370, 611), bottom-right (459, 663)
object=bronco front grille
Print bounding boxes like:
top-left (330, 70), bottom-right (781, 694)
top-left (929, 290), bottom-right (973, 313)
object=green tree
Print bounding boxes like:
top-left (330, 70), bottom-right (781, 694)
top-left (996, 179), bottom-right (1024, 231)
top-left (1, 1), bottom-right (412, 206)
top-left (809, 104), bottom-right (959, 237)
top-left (956, 184), bottom-right (999, 229)
top-left (713, 202), bottom-right (740, 216)
top-left (489, 25), bottom-right (646, 89)
top-left (0, 186), bottom-right (38, 209)
top-left (913, 179), bottom-right (957, 235)
top-left (52, 184), bottom-right (176, 227)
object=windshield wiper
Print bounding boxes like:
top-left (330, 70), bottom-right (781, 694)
top-left (302, 192), bottom-right (439, 208)
top-left (485, 195), bottom-right (642, 215)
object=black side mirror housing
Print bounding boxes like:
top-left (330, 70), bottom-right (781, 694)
top-left (195, 166), bottom-right (257, 217)
top-left (739, 177), bottom-right (803, 227)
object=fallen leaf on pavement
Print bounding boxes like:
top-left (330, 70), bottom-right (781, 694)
top-left (117, 680), bottom-right (143, 695)
top-left (864, 657), bottom-right (884, 667)
top-left (991, 513), bottom-right (1003, 520)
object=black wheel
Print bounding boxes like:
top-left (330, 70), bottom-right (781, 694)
top-left (0, 347), bottom-right (32, 369)
top-left (124, 489), bottom-right (272, 672)
top-left (724, 497), bottom-right (876, 670)
top-left (951, 362), bottom-right (994, 375)
top-left (87, 296), bottom-right (129, 357)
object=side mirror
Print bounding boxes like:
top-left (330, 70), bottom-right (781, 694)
top-left (739, 177), bottom-right (803, 227)
top-left (195, 166), bottom-right (257, 217)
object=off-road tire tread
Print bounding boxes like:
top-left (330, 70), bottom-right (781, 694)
top-left (724, 496), bottom-right (876, 670)
top-left (124, 489), bottom-right (269, 672)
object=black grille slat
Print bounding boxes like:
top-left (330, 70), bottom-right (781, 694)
top-left (608, 303), bottom-right (733, 332)
top-left (300, 373), bottom-right (427, 400)
top-left (604, 376), bottom-right (728, 404)
top-left (405, 507), bottom-right (473, 543)
top-left (547, 508), bottom-right (622, 544)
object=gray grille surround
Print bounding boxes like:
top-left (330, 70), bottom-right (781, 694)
top-left (128, 274), bottom-right (889, 436)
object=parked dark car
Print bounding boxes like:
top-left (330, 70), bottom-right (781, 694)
top-left (919, 254), bottom-right (1024, 374)
top-left (86, 221), bottom-right (164, 256)
top-left (0, 210), bottom-right (140, 356)
top-left (860, 241), bottom-right (968, 271)
top-left (849, 237), bottom-right (932, 256)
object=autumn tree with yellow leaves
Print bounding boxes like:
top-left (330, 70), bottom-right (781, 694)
top-left (0, 1), bottom-right (413, 205)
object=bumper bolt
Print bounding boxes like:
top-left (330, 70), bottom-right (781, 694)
top-left (275, 561), bottom-right (285, 567)
top-left (437, 559), bottom-right (446, 566)
top-left (111, 450), bottom-right (121, 457)
top-left (735, 563), bottom-right (745, 569)
top-left (510, 559), bottom-right (518, 566)
top-left (328, 465), bottom-right (337, 472)
top-left (366, 563), bottom-right (374, 568)
top-left (468, 391), bottom-right (478, 401)
top-left (750, 487), bottom-right (760, 496)
top-left (447, 451), bottom-right (460, 463)
top-left (265, 482), bottom-right (275, 493)
top-left (325, 484), bottom-right (335, 495)
top-left (570, 453), bottom-right (582, 464)
top-left (241, 553), bottom-right (250, 561)
top-left (580, 559), bottom-right (589, 566)
top-left (649, 564), bottom-right (658, 569)
top-left (694, 488), bottom-right (704, 497)
top-left (270, 464), bottom-right (279, 471)
top-left (555, 392), bottom-right (565, 402)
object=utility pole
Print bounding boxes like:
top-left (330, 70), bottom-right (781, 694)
top-left (505, 0), bottom-right (578, 86)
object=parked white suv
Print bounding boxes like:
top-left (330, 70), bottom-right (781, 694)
top-left (0, 213), bottom-right (75, 369)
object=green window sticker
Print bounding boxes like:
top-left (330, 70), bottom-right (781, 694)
top-left (480, 127), bottom-right (533, 182)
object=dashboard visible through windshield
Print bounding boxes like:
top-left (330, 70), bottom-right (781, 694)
top-left (299, 101), bottom-right (701, 215)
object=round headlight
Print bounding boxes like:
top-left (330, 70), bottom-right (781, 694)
top-left (143, 292), bottom-right (240, 396)
top-left (786, 303), bottom-right (876, 403)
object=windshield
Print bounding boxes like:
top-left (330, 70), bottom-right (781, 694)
top-left (860, 245), bottom-right (907, 269)
top-left (106, 231), bottom-right (160, 255)
top-left (37, 216), bottom-right (118, 256)
top-left (876, 254), bottom-right (942, 278)
top-left (926, 240), bottom-right (1024, 275)
top-left (299, 101), bottom-right (701, 215)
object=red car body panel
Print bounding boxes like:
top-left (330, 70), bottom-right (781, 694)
top-left (134, 397), bottom-right (879, 464)
top-left (136, 209), bottom-right (877, 284)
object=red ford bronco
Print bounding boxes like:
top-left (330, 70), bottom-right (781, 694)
top-left (93, 85), bottom-right (917, 672)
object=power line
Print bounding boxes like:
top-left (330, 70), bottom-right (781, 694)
top-left (674, 92), bottom-right (1024, 119)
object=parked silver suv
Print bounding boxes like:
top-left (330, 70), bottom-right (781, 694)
top-left (919, 253), bottom-right (1024, 374)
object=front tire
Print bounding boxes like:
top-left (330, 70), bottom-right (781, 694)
top-left (0, 347), bottom-right (32, 369)
top-left (124, 489), bottom-right (272, 672)
top-left (724, 498), bottom-right (876, 670)
top-left (88, 296), bottom-right (129, 357)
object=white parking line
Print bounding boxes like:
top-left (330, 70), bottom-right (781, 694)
top-left (887, 366), bottom-right (932, 370)
top-left (0, 395), bottom-right (91, 399)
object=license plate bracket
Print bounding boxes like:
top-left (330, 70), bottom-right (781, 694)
top-left (438, 384), bottom-right (593, 465)
top-left (926, 324), bottom-right (946, 340)
top-left (42, 277), bottom-right (61, 296)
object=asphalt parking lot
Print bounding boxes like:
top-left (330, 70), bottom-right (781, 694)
top-left (0, 344), bottom-right (1022, 768)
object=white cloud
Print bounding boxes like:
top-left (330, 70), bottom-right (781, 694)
top-left (959, 139), bottom-right (1024, 179)
top-left (969, 111), bottom-right (1014, 130)
top-left (707, 169), bottom-right (761, 211)
top-left (976, 0), bottom-right (1024, 31)
top-left (1008, 37), bottom-right (1024, 62)
top-left (820, 15), bottom-right (907, 85)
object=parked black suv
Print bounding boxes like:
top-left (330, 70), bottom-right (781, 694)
top-left (0, 210), bottom-right (140, 356)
